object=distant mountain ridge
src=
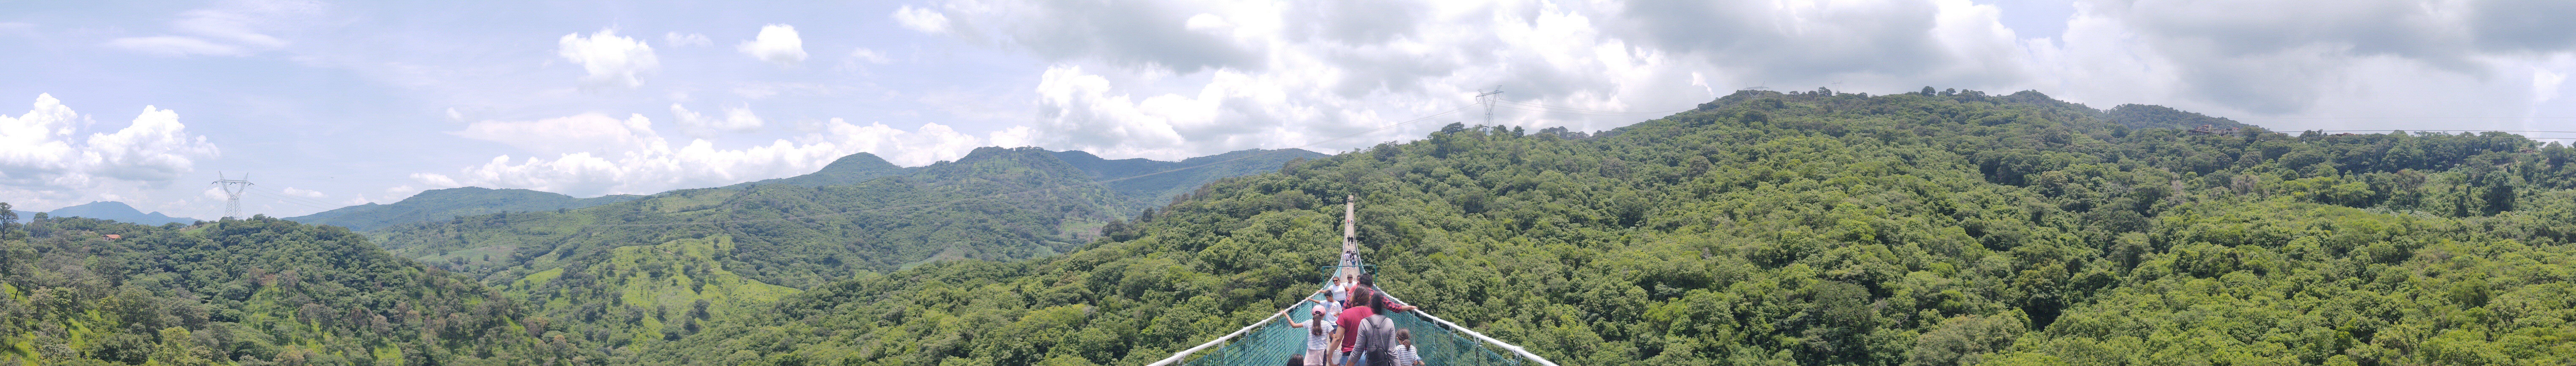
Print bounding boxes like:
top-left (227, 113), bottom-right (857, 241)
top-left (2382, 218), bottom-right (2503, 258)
top-left (2100, 103), bottom-right (2257, 131)
top-left (284, 187), bottom-right (644, 231)
top-left (294, 148), bottom-right (1321, 233)
top-left (722, 152), bottom-right (910, 188)
top-left (1053, 148), bottom-right (1331, 209)
top-left (42, 201), bottom-right (201, 225)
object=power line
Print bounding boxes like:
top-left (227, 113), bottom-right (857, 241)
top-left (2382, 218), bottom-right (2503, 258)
top-left (247, 188), bottom-right (345, 211)
top-left (250, 185), bottom-right (343, 205)
top-left (1491, 104), bottom-right (1680, 117)
top-left (1495, 99), bottom-right (1691, 115)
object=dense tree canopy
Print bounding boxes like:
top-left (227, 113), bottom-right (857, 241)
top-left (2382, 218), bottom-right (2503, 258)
top-left (0, 216), bottom-right (553, 366)
top-left (619, 89), bottom-right (2576, 366)
top-left (7, 87), bottom-right (2575, 366)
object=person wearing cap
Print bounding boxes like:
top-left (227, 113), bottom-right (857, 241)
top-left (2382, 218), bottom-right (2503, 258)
top-left (1288, 306), bottom-right (1335, 366)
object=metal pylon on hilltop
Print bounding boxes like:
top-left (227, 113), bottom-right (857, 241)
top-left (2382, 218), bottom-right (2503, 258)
top-left (211, 172), bottom-right (254, 220)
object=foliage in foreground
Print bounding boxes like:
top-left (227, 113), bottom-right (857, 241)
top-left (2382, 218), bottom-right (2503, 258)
top-left (627, 89), bottom-right (2576, 366)
top-left (0, 216), bottom-right (558, 366)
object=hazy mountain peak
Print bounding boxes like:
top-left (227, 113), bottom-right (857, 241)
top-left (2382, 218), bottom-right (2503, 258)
top-left (43, 201), bottom-right (201, 225)
top-left (285, 187), bottom-right (642, 231)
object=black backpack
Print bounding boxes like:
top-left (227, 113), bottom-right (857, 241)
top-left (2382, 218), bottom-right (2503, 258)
top-left (1356, 314), bottom-right (1398, 366)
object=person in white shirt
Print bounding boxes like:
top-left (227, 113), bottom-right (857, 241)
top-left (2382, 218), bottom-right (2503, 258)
top-left (1393, 329), bottom-right (1421, 366)
top-left (1311, 296), bottom-right (1343, 319)
top-left (1287, 307), bottom-right (1334, 366)
top-left (1319, 277), bottom-right (1350, 304)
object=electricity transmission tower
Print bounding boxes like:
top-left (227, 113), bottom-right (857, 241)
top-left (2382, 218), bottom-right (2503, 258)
top-left (211, 172), bottom-right (253, 220)
top-left (1476, 86), bottom-right (1504, 125)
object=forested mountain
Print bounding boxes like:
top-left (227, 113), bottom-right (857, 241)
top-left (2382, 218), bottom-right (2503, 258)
top-left (0, 215), bottom-right (558, 366)
top-left (8, 87), bottom-right (2573, 366)
top-left (1051, 149), bottom-right (1331, 211)
top-left (2097, 104), bottom-right (2254, 131)
top-left (44, 201), bottom-right (202, 226)
top-left (288, 149), bottom-right (1298, 234)
top-left (720, 153), bottom-right (911, 189)
top-left (611, 89), bottom-right (2576, 366)
top-left (370, 147), bottom-right (1125, 288)
top-left (285, 188), bottom-right (646, 231)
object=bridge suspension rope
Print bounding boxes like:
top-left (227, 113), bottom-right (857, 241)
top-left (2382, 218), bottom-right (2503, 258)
top-left (1142, 263), bottom-right (1554, 366)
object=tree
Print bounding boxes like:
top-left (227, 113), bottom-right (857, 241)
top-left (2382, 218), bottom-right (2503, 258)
top-left (0, 202), bottom-right (15, 240)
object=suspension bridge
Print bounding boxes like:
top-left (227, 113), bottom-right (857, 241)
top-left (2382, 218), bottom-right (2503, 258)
top-left (1142, 199), bottom-right (1559, 366)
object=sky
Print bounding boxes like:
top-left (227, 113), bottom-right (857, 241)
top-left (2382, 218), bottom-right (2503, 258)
top-left (4, 0), bottom-right (2575, 220)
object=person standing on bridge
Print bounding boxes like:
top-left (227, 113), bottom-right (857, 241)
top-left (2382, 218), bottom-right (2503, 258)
top-left (1393, 329), bottom-right (1421, 366)
top-left (1310, 295), bottom-right (1343, 322)
top-left (1335, 289), bottom-right (1380, 366)
top-left (1320, 276), bottom-right (1351, 304)
top-left (1289, 307), bottom-right (1334, 366)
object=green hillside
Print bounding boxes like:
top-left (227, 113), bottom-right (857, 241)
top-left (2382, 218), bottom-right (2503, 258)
top-left (291, 149), bottom-right (1296, 233)
top-left (720, 153), bottom-right (912, 189)
top-left (286, 188), bottom-right (645, 232)
top-left (501, 236), bottom-right (798, 350)
top-left (10, 87), bottom-right (2573, 366)
top-left (0, 215), bottom-right (559, 366)
top-left (619, 89), bottom-right (2576, 366)
top-left (369, 147), bottom-right (1124, 289)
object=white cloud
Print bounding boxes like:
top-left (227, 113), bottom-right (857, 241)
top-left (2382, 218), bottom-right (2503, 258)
top-left (665, 32), bottom-right (713, 47)
top-left (420, 113), bottom-right (1022, 196)
top-left (103, 0), bottom-right (323, 57)
top-left (893, 6), bottom-right (952, 34)
top-left (669, 103), bottom-right (765, 136)
top-left (892, 0), bottom-right (2576, 159)
top-left (0, 94), bottom-right (221, 212)
top-left (2022, 0), bottom-right (2576, 131)
top-left (738, 24), bottom-right (808, 66)
top-left (849, 47), bottom-right (893, 64)
top-left (557, 28), bottom-right (659, 88)
top-left (453, 113), bottom-right (662, 157)
top-left (2538, 67), bottom-right (2569, 103)
top-left (104, 36), bottom-right (251, 56)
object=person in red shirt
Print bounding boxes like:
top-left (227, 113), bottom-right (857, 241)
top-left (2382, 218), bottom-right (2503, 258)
top-left (1336, 288), bottom-right (1379, 353)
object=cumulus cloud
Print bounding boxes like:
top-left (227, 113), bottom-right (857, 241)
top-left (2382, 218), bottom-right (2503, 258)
top-left (914, 0), bottom-right (1767, 159)
top-left (103, 0), bottom-right (323, 56)
top-left (893, 0), bottom-right (2576, 159)
top-left (669, 103), bottom-right (765, 136)
top-left (893, 6), bottom-right (952, 34)
top-left (2026, 0), bottom-right (2576, 130)
top-left (557, 28), bottom-right (659, 88)
top-left (453, 113), bottom-right (663, 156)
top-left (0, 94), bottom-right (221, 211)
top-left (422, 113), bottom-right (1025, 196)
top-left (738, 24), bottom-right (808, 65)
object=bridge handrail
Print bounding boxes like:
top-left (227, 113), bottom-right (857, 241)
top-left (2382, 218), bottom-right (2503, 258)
top-left (1378, 292), bottom-right (1562, 366)
top-left (1143, 298), bottom-right (1301, 366)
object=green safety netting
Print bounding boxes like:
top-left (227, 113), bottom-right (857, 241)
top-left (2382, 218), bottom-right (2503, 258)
top-left (1176, 266), bottom-right (1520, 366)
